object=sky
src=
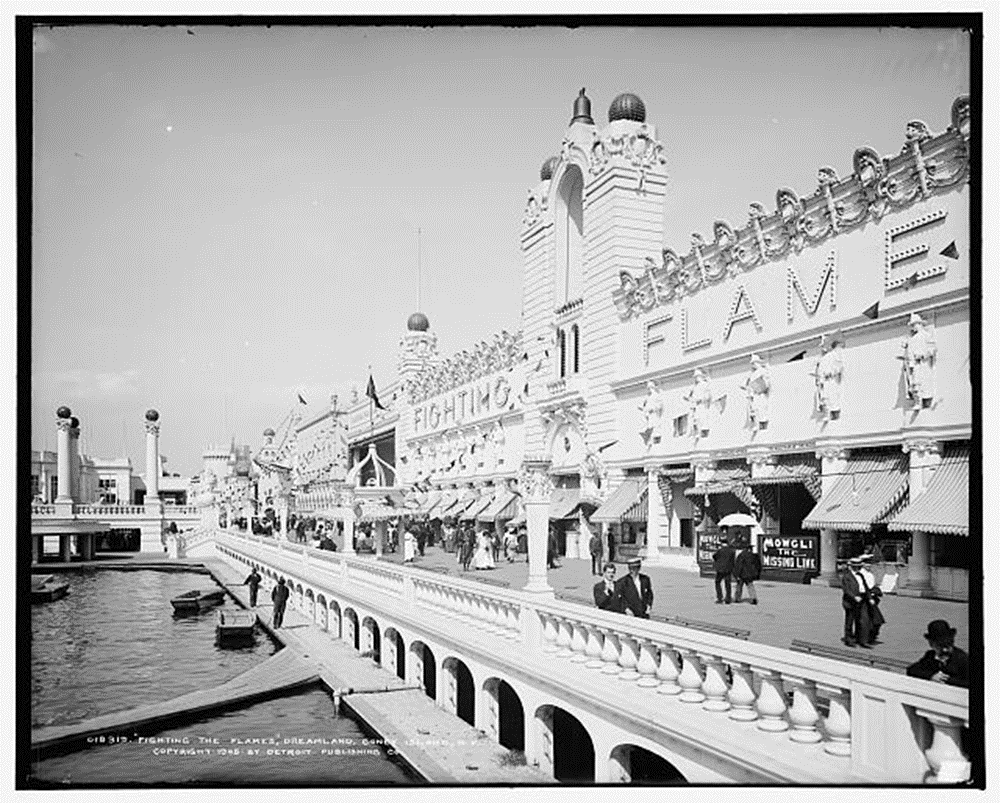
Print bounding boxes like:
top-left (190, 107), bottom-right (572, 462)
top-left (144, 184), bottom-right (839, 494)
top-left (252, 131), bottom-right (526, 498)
top-left (29, 22), bottom-right (972, 477)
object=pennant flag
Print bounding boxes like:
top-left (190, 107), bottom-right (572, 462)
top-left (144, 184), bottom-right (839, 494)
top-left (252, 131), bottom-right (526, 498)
top-left (940, 241), bottom-right (959, 259)
top-left (862, 302), bottom-right (879, 320)
top-left (597, 440), bottom-right (618, 453)
top-left (298, 393), bottom-right (308, 405)
top-left (906, 272), bottom-right (919, 288)
top-left (366, 374), bottom-right (387, 410)
top-left (787, 350), bottom-right (807, 362)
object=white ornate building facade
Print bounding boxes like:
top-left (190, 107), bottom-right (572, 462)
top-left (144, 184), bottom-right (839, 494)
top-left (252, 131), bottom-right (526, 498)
top-left (280, 90), bottom-right (972, 601)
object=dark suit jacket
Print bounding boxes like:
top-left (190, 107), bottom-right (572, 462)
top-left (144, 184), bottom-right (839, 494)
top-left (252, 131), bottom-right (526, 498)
top-left (712, 545), bottom-right (736, 574)
top-left (733, 550), bottom-right (762, 582)
top-left (840, 569), bottom-right (866, 608)
top-left (271, 583), bottom-right (290, 607)
top-left (906, 647), bottom-right (970, 688)
top-left (594, 580), bottom-right (624, 613)
top-left (616, 573), bottom-right (654, 618)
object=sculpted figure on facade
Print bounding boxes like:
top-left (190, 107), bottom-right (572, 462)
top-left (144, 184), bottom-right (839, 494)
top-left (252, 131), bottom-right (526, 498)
top-left (744, 354), bottom-right (772, 433)
top-left (902, 312), bottom-right (937, 408)
top-left (814, 333), bottom-right (845, 421)
top-left (685, 368), bottom-right (714, 440)
top-left (638, 380), bottom-right (665, 445)
top-left (580, 450), bottom-right (607, 499)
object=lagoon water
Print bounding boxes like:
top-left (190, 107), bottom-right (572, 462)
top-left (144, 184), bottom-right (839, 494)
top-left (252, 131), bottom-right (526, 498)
top-left (30, 569), bottom-right (417, 786)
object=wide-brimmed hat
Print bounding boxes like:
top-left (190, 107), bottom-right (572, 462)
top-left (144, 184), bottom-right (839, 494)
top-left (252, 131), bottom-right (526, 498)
top-left (627, 557), bottom-right (642, 567)
top-left (847, 556), bottom-right (864, 566)
top-left (925, 620), bottom-right (956, 641)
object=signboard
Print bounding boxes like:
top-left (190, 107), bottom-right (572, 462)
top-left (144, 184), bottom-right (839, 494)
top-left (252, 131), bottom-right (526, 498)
top-left (758, 534), bottom-right (819, 576)
top-left (696, 529), bottom-right (726, 575)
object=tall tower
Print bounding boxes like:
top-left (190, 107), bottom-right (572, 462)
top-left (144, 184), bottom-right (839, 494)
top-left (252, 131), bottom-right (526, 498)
top-left (398, 311), bottom-right (439, 388)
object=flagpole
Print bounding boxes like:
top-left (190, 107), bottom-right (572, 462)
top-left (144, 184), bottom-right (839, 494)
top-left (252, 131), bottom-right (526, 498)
top-left (368, 364), bottom-right (374, 435)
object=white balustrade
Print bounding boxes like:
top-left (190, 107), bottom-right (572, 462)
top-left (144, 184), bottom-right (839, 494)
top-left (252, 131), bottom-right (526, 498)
top-left (786, 677), bottom-right (823, 743)
top-left (542, 613), bottom-right (560, 653)
top-left (753, 669), bottom-right (790, 732)
top-left (727, 663), bottom-right (758, 721)
top-left (617, 634), bottom-right (640, 681)
top-left (677, 651), bottom-right (706, 703)
top-left (584, 627), bottom-right (605, 668)
top-left (636, 640), bottom-right (660, 687)
top-left (700, 655), bottom-right (731, 712)
top-left (655, 645), bottom-right (682, 695)
top-left (555, 618), bottom-right (575, 658)
top-left (818, 686), bottom-right (851, 756)
top-left (599, 630), bottom-right (623, 675)
top-left (916, 710), bottom-right (971, 783)
top-left (569, 621), bottom-right (590, 663)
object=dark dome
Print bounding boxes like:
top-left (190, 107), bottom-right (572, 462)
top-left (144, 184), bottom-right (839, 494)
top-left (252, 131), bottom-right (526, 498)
top-left (609, 93), bottom-right (646, 123)
top-left (56, 405), bottom-right (72, 419)
top-left (263, 428), bottom-right (275, 437)
top-left (540, 156), bottom-right (559, 181)
top-left (571, 87), bottom-right (594, 125)
top-left (70, 416), bottom-right (80, 428)
top-left (407, 312), bottom-right (430, 332)
top-left (145, 409), bottom-right (159, 422)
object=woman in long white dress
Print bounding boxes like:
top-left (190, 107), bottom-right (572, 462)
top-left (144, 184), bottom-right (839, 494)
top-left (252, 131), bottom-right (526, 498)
top-left (403, 527), bottom-right (416, 563)
top-left (472, 528), bottom-right (495, 570)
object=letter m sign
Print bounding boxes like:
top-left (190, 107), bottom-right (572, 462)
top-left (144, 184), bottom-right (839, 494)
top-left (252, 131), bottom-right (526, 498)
top-left (787, 251), bottom-right (837, 322)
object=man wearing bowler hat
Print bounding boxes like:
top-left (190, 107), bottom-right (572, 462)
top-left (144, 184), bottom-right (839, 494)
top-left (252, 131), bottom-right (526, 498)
top-left (906, 620), bottom-right (969, 688)
top-left (840, 556), bottom-right (871, 647)
top-left (616, 557), bottom-right (654, 618)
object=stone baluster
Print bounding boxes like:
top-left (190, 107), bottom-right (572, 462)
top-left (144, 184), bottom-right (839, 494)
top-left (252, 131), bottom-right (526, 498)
top-left (700, 655), bottom-right (731, 712)
top-left (655, 645), bottom-right (682, 695)
top-left (785, 677), bottom-right (823, 743)
top-left (505, 604), bottom-right (520, 638)
top-left (636, 640), bottom-right (660, 687)
top-left (542, 613), bottom-right (561, 653)
top-left (677, 651), bottom-right (706, 703)
top-left (599, 630), bottom-right (623, 675)
top-left (584, 627), bottom-right (606, 668)
top-left (753, 669), bottom-right (789, 732)
top-left (818, 685), bottom-right (851, 756)
top-left (617, 634), bottom-right (640, 681)
top-left (569, 622), bottom-right (590, 663)
top-left (727, 663), bottom-right (758, 721)
top-left (484, 598), bottom-right (502, 634)
top-left (916, 710), bottom-right (970, 784)
top-left (555, 618), bottom-right (575, 657)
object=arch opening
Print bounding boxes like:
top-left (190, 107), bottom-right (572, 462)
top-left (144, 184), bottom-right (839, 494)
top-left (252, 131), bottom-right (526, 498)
top-left (536, 705), bottom-right (594, 783)
top-left (497, 680), bottom-right (524, 750)
top-left (609, 744), bottom-right (688, 784)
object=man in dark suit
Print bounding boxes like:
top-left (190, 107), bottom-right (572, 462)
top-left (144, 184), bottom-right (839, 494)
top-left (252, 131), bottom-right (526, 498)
top-left (840, 556), bottom-right (870, 647)
top-left (906, 620), bottom-right (969, 688)
top-left (712, 534), bottom-right (737, 604)
top-left (593, 562), bottom-right (624, 612)
top-left (616, 557), bottom-right (653, 618)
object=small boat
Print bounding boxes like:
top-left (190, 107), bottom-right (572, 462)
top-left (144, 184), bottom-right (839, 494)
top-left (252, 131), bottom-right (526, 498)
top-left (216, 609), bottom-right (256, 640)
top-left (31, 574), bottom-right (70, 603)
top-left (170, 588), bottom-right (226, 612)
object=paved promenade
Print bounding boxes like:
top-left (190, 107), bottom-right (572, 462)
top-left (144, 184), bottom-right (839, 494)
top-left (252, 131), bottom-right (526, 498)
top-left (378, 545), bottom-right (971, 663)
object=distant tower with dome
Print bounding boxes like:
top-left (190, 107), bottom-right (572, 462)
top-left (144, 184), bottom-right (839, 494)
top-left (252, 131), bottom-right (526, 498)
top-left (398, 310), bottom-right (439, 392)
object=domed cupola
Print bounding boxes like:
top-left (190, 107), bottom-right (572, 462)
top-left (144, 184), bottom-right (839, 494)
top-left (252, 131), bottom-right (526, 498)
top-left (608, 92), bottom-right (646, 123)
top-left (407, 312), bottom-right (430, 332)
top-left (570, 87), bottom-right (594, 125)
top-left (540, 156), bottom-right (559, 181)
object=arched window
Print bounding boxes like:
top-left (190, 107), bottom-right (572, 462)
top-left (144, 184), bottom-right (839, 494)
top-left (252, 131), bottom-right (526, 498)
top-left (572, 324), bottom-right (580, 374)
top-left (558, 328), bottom-right (567, 379)
top-left (554, 165), bottom-right (584, 306)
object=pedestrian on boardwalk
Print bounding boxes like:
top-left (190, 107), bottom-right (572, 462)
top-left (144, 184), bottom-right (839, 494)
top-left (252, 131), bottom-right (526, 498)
top-left (271, 577), bottom-right (290, 629)
top-left (473, 528), bottom-right (496, 570)
top-left (733, 535), bottom-right (761, 605)
top-left (461, 526), bottom-right (475, 572)
top-left (906, 620), bottom-right (969, 688)
top-left (840, 556), bottom-right (871, 647)
top-left (547, 528), bottom-right (560, 569)
top-left (589, 532), bottom-right (604, 575)
top-left (403, 526), bottom-right (416, 563)
top-left (594, 562), bottom-right (624, 612)
top-left (416, 527), bottom-right (426, 557)
top-left (503, 526), bottom-right (518, 562)
top-left (243, 566), bottom-right (262, 607)
top-left (616, 557), bottom-right (654, 618)
top-left (860, 554), bottom-right (885, 643)
top-left (712, 534), bottom-right (737, 604)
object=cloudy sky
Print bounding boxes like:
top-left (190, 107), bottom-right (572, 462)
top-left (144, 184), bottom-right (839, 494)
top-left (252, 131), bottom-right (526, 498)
top-left (30, 22), bottom-right (970, 476)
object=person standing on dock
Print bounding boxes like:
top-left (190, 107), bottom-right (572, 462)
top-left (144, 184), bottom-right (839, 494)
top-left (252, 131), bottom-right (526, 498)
top-left (244, 567), bottom-right (262, 607)
top-left (271, 578), bottom-right (290, 628)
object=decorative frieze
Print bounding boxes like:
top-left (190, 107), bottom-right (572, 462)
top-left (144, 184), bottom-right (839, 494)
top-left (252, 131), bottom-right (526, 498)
top-left (406, 330), bottom-right (523, 405)
top-left (588, 121), bottom-right (667, 191)
top-left (518, 459), bottom-right (554, 502)
top-left (611, 96), bottom-right (970, 320)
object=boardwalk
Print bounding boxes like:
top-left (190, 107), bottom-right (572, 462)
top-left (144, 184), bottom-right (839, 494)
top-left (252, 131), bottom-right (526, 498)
top-left (31, 648), bottom-right (320, 754)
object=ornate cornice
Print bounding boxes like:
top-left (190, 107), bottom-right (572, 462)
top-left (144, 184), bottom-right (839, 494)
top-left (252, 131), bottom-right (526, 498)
top-left (589, 121), bottom-right (667, 191)
top-left (901, 438), bottom-right (941, 457)
top-left (406, 330), bottom-right (522, 404)
top-left (611, 96), bottom-right (970, 321)
top-left (144, 421), bottom-right (160, 436)
top-left (815, 446), bottom-right (849, 462)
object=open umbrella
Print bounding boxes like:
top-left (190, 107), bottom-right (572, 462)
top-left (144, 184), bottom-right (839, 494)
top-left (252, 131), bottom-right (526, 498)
top-left (717, 512), bottom-right (760, 528)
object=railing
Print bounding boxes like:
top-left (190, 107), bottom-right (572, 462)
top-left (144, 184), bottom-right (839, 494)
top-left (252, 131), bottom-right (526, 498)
top-left (31, 505), bottom-right (57, 516)
top-left (75, 504), bottom-right (148, 516)
top-left (205, 528), bottom-right (970, 784)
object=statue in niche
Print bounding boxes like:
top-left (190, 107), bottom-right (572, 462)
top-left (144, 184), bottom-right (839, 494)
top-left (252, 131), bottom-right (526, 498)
top-left (814, 333), bottom-right (845, 421)
top-left (901, 313), bottom-right (937, 408)
top-left (685, 368), bottom-right (714, 440)
top-left (581, 450), bottom-right (607, 497)
top-left (743, 354), bottom-right (772, 433)
top-left (638, 380), bottom-right (665, 445)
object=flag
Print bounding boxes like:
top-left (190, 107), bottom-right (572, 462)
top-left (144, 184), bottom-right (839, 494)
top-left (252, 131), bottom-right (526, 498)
top-left (787, 350), bottom-right (807, 362)
top-left (940, 241), bottom-right (959, 259)
top-left (862, 302), bottom-right (879, 320)
top-left (366, 374), bottom-right (386, 410)
top-left (298, 393), bottom-right (307, 405)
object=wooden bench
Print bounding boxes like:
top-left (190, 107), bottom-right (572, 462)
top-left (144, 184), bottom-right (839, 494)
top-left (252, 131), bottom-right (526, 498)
top-left (790, 639), bottom-right (911, 673)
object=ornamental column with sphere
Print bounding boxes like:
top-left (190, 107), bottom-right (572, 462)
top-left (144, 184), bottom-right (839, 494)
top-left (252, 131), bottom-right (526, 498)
top-left (69, 415), bottom-right (81, 502)
top-left (144, 409), bottom-right (161, 504)
top-left (55, 406), bottom-right (73, 505)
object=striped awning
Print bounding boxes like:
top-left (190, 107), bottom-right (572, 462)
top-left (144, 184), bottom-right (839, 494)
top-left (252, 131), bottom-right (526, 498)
top-left (426, 490), bottom-right (457, 519)
top-left (591, 480), bottom-right (646, 523)
top-left (684, 463), bottom-right (751, 497)
top-left (418, 489), bottom-right (442, 514)
top-left (802, 451), bottom-right (908, 532)
top-left (478, 488), bottom-right (517, 522)
top-left (745, 455), bottom-right (822, 500)
top-left (461, 491), bottom-right (495, 521)
top-left (889, 445), bottom-right (969, 536)
top-left (549, 489), bottom-right (581, 520)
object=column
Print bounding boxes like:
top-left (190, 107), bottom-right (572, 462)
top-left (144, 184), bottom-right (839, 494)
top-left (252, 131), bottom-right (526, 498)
top-left (69, 417), bottom-right (81, 502)
top-left (520, 457), bottom-right (554, 594)
top-left (816, 446), bottom-right (848, 584)
top-left (279, 501), bottom-right (288, 535)
top-left (901, 440), bottom-right (942, 595)
top-left (32, 535), bottom-right (41, 564)
top-left (144, 409), bottom-right (161, 505)
top-left (374, 520), bottom-right (386, 558)
top-left (645, 466), bottom-right (668, 563)
top-left (55, 408), bottom-right (73, 505)
top-left (59, 534), bottom-right (72, 563)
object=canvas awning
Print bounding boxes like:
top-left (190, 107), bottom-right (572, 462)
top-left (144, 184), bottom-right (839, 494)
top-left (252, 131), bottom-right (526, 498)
top-left (418, 489), bottom-right (442, 514)
top-left (426, 490), bottom-right (457, 519)
top-left (684, 463), bottom-right (751, 497)
top-left (452, 491), bottom-right (482, 519)
top-left (889, 445), bottom-right (969, 536)
top-left (591, 480), bottom-right (646, 523)
top-left (802, 451), bottom-right (908, 532)
top-left (744, 454), bottom-right (822, 500)
top-left (461, 491), bottom-right (495, 521)
top-left (478, 488), bottom-right (517, 522)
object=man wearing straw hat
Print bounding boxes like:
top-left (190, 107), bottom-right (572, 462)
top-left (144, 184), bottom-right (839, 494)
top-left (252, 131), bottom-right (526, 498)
top-left (840, 556), bottom-right (872, 647)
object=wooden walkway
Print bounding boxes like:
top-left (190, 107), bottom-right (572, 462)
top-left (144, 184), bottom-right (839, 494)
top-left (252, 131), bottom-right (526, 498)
top-left (31, 648), bottom-right (320, 754)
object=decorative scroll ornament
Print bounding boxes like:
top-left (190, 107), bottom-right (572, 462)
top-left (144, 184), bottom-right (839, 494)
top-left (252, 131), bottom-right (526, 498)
top-left (523, 189), bottom-right (549, 228)
top-left (589, 122), bottom-right (667, 189)
top-left (517, 461), bottom-right (554, 502)
top-left (56, 418), bottom-right (73, 433)
top-left (901, 312), bottom-right (937, 408)
top-left (815, 445), bottom-right (849, 462)
top-left (409, 330), bottom-right (523, 404)
top-left (901, 438), bottom-right (941, 457)
top-left (610, 97), bottom-right (970, 321)
top-left (144, 421), bottom-right (160, 436)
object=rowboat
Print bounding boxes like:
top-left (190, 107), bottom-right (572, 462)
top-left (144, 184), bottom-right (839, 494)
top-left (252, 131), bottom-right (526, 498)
top-left (170, 588), bottom-right (225, 612)
top-left (216, 609), bottom-right (256, 640)
top-left (31, 574), bottom-right (70, 603)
